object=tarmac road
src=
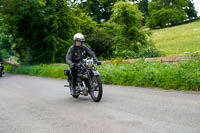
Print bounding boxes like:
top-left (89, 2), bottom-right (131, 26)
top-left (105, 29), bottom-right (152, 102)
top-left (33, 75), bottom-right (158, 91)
top-left (0, 74), bottom-right (200, 133)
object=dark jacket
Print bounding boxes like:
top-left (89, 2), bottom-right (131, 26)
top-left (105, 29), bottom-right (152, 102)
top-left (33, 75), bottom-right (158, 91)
top-left (66, 44), bottom-right (98, 65)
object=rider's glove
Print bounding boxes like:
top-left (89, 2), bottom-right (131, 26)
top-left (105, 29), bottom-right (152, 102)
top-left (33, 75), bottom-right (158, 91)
top-left (97, 61), bottom-right (101, 66)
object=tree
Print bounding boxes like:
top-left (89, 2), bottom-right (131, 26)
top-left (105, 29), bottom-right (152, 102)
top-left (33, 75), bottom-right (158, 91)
top-left (78, 0), bottom-right (138, 23)
top-left (78, 0), bottom-right (116, 23)
top-left (184, 0), bottom-right (197, 19)
top-left (105, 1), bottom-right (163, 58)
top-left (0, 13), bottom-right (14, 58)
top-left (87, 27), bottom-right (113, 59)
top-left (138, 0), bottom-right (149, 25)
top-left (1, 0), bottom-right (95, 64)
top-left (146, 0), bottom-right (188, 28)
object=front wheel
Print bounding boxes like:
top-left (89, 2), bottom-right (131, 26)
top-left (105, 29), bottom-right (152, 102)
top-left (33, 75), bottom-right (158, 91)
top-left (90, 75), bottom-right (103, 102)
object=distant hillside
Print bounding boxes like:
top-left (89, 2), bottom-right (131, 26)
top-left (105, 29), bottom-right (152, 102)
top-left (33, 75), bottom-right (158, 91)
top-left (152, 20), bottom-right (200, 56)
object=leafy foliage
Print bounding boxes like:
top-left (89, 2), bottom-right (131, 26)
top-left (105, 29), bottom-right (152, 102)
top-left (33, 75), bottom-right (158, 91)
top-left (184, 0), bottom-right (198, 19)
top-left (77, 0), bottom-right (138, 23)
top-left (0, 0), bottom-right (166, 63)
top-left (104, 1), bottom-right (163, 58)
top-left (0, 13), bottom-right (14, 58)
top-left (5, 64), bottom-right (68, 79)
top-left (146, 0), bottom-right (188, 28)
top-left (138, 0), bottom-right (149, 26)
top-left (100, 59), bottom-right (200, 91)
top-left (86, 27), bottom-right (113, 59)
top-left (78, 0), bottom-right (113, 23)
top-left (1, 0), bottom-right (95, 64)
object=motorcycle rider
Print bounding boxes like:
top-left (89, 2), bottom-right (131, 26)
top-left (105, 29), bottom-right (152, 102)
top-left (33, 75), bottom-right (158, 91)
top-left (66, 33), bottom-right (101, 95)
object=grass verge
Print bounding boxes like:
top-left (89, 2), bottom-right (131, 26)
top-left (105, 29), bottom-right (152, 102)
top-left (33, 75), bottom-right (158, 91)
top-left (152, 20), bottom-right (200, 56)
top-left (5, 59), bottom-right (200, 91)
top-left (5, 64), bottom-right (68, 79)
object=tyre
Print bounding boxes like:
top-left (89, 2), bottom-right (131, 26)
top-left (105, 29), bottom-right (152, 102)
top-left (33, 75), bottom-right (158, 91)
top-left (90, 75), bottom-right (103, 102)
top-left (69, 81), bottom-right (79, 98)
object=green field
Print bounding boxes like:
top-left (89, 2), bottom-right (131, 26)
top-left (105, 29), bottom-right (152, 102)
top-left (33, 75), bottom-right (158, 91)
top-left (152, 20), bottom-right (200, 56)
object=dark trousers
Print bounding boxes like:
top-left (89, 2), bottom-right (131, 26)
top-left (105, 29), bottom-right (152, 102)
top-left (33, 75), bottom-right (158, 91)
top-left (70, 66), bottom-right (78, 88)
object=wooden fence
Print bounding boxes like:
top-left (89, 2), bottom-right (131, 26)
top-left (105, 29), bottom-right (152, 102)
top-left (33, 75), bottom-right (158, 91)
top-left (102, 55), bottom-right (200, 64)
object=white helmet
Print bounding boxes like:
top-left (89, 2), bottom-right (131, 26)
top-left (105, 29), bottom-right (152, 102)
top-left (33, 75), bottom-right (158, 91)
top-left (73, 33), bottom-right (85, 42)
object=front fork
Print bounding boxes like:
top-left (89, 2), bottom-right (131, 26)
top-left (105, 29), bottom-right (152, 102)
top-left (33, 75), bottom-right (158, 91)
top-left (87, 69), bottom-right (98, 92)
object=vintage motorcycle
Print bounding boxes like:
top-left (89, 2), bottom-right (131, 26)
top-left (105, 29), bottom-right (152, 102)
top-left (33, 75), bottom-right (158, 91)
top-left (64, 58), bottom-right (103, 102)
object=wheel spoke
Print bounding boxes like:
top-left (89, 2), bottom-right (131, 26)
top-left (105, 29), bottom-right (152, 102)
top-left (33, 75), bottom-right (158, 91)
top-left (90, 75), bottom-right (102, 102)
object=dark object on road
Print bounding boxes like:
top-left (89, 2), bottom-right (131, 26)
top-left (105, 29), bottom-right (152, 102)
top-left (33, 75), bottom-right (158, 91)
top-left (64, 58), bottom-right (103, 102)
top-left (0, 62), bottom-right (4, 77)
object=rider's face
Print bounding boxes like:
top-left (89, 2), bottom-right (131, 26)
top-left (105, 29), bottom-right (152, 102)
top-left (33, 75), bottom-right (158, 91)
top-left (75, 41), bottom-right (81, 46)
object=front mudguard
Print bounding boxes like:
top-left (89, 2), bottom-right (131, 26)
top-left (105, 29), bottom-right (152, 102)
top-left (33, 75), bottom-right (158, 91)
top-left (92, 70), bottom-right (100, 76)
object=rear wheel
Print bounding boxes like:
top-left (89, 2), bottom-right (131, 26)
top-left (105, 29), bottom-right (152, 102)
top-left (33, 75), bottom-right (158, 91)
top-left (90, 75), bottom-right (103, 102)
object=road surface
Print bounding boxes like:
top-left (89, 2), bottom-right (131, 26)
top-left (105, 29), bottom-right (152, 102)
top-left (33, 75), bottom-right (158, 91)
top-left (0, 74), bottom-right (200, 133)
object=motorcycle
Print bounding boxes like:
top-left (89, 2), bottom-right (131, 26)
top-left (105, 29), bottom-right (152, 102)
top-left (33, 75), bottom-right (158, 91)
top-left (64, 58), bottom-right (103, 102)
top-left (0, 62), bottom-right (3, 77)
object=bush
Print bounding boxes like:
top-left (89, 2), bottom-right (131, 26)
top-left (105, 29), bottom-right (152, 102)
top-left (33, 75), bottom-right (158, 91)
top-left (5, 64), bottom-right (69, 79)
top-left (86, 27), bottom-right (113, 59)
top-left (0, 49), bottom-right (11, 58)
top-left (104, 1), bottom-right (163, 59)
top-left (98, 59), bottom-right (200, 91)
top-left (136, 41), bottom-right (165, 58)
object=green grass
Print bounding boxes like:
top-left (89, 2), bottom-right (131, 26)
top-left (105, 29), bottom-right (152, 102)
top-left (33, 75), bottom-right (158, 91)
top-left (5, 59), bottom-right (200, 91)
top-left (152, 20), bottom-right (200, 56)
top-left (5, 64), bottom-right (69, 79)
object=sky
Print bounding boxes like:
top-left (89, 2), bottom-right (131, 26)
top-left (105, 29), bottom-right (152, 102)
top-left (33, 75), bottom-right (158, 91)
top-left (193, 0), bottom-right (200, 16)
